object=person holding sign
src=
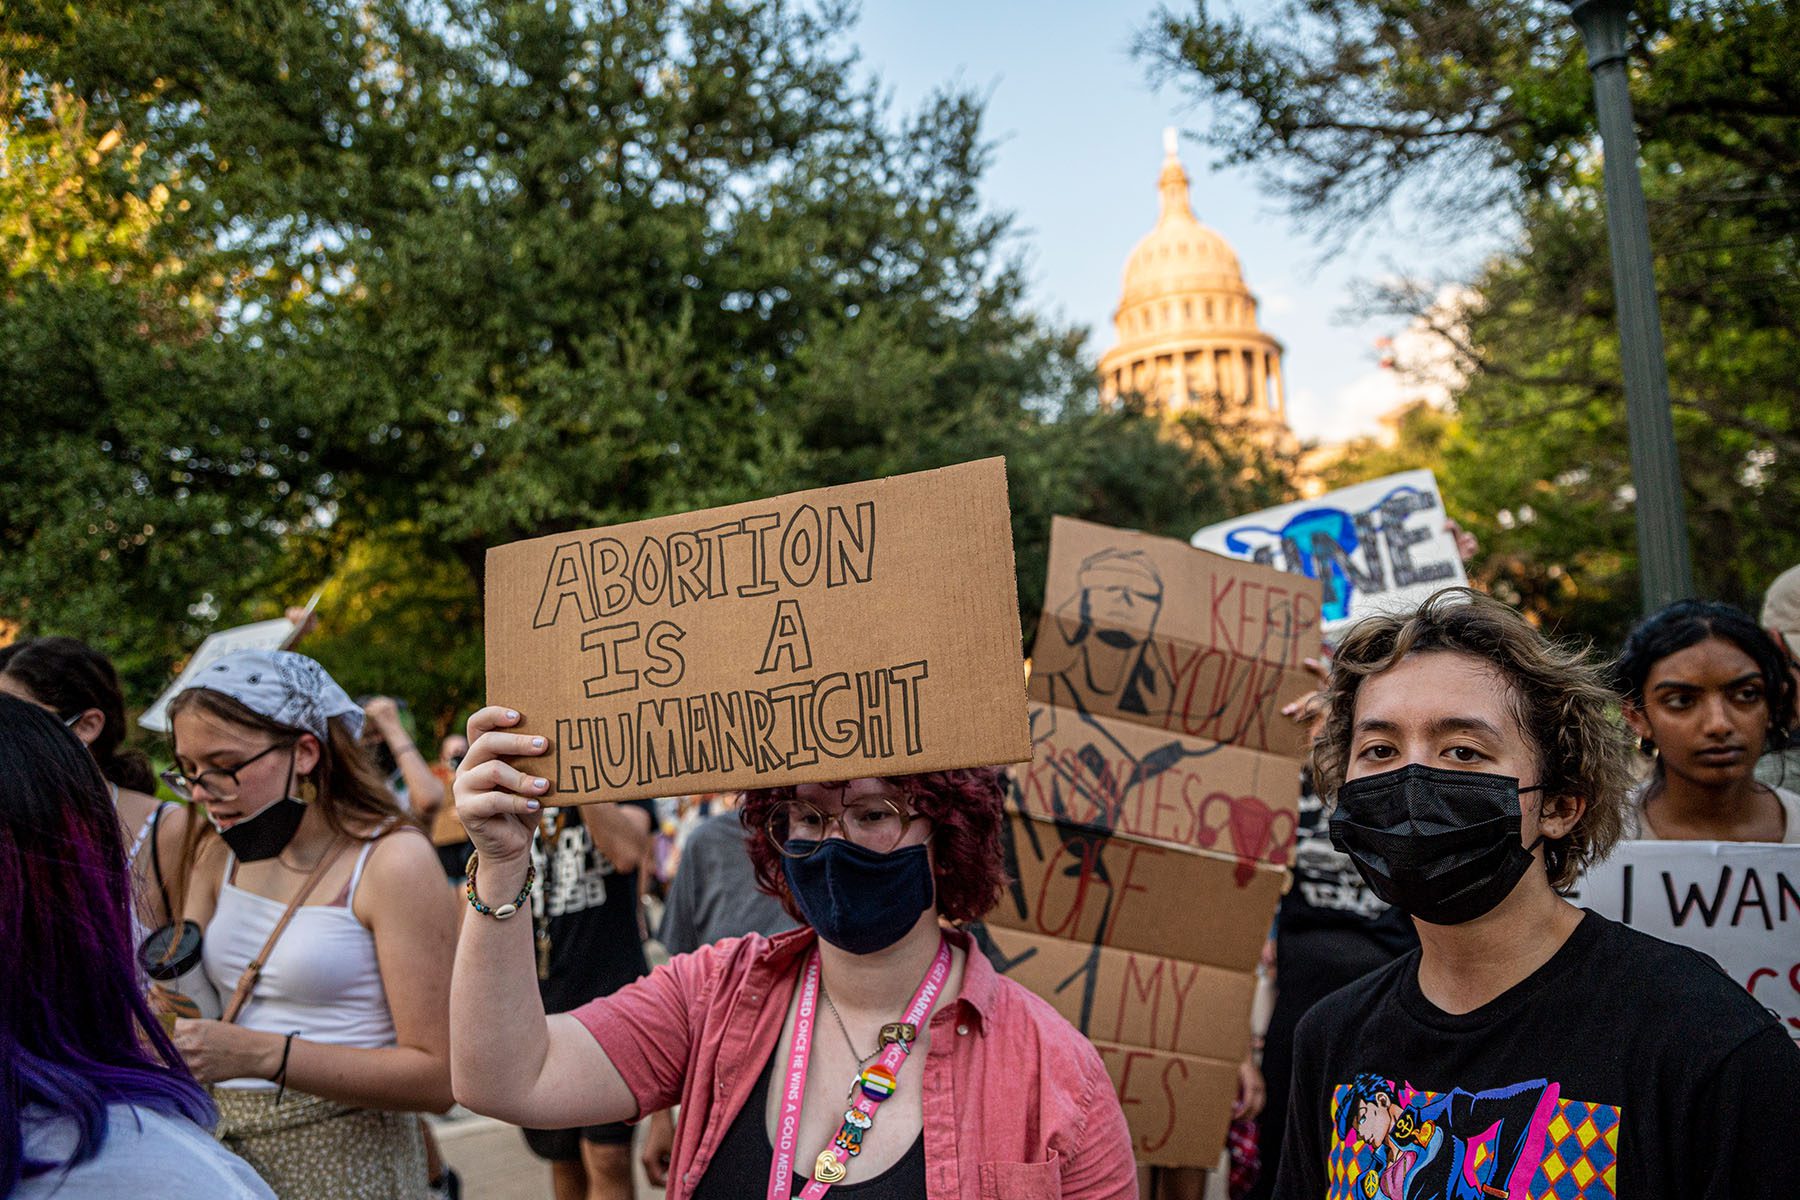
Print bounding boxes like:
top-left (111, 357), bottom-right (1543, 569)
top-left (449, 707), bottom-right (1137, 1200)
top-left (1614, 600), bottom-right (1799, 842)
top-left (1273, 589), bottom-right (1800, 1200)
top-left (164, 650), bottom-right (457, 1200)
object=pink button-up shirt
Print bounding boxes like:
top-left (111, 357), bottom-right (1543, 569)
top-left (571, 926), bottom-right (1137, 1199)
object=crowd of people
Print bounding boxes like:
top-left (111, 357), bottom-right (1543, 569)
top-left (4, 559), bottom-right (1800, 1199)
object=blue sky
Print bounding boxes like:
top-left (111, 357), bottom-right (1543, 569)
top-left (851, 0), bottom-right (1506, 442)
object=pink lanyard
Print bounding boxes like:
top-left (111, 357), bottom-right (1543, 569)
top-left (766, 939), bottom-right (953, 1200)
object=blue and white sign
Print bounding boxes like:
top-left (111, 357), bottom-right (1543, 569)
top-left (1191, 469), bottom-right (1466, 637)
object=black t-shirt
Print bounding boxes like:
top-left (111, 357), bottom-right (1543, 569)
top-left (1274, 910), bottom-right (1800, 1200)
top-left (691, 1048), bottom-right (926, 1200)
top-left (529, 801), bottom-right (654, 1014)
top-left (1276, 786), bottom-right (1417, 1010)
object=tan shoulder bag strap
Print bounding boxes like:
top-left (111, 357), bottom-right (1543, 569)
top-left (222, 838), bottom-right (350, 1025)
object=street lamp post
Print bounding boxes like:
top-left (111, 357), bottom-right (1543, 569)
top-left (1566, 0), bottom-right (1694, 612)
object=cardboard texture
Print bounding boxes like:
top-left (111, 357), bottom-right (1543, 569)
top-left (1191, 468), bottom-right (1468, 638)
top-left (484, 458), bottom-right (1030, 804)
top-left (988, 809), bottom-right (1284, 973)
top-left (989, 517), bottom-right (1319, 1166)
top-left (1094, 1041), bottom-right (1242, 1165)
top-left (1015, 703), bottom-right (1299, 865)
top-left (1030, 516), bottom-right (1322, 758)
top-left (974, 925), bottom-right (1253, 1062)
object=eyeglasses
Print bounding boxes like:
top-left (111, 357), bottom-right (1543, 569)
top-left (161, 742), bottom-right (290, 802)
top-left (765, 796), bottom-right (915, 859)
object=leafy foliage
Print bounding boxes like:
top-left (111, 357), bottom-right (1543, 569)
top-left (1148, 0), bottom-right (1800, 647)
top-left (1, 0), bottom-right (1290, 738)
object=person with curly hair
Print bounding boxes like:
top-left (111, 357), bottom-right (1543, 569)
top-left (448, 705), bottom-right (1136, 1200)
top-left (1272, 589), bottom-right (1800, 1200)
top-left (1614, 599), bottom-right (1798, 842)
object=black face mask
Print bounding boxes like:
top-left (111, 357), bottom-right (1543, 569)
top-left (781, 838), bottom-right (935, 956)
top-left (217, 752), bottom-right (308, 863)
top-left (1330, 763), bottom-right (1546, 926)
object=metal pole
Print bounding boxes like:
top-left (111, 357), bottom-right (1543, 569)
top-left (1566, 0), bottom-right (1694, 611)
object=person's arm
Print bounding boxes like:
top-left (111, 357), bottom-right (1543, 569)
top-left (446, 707), bottom-right (639, 1127)
top-left (365, 696), bottom-right (445, 818)
top-left (174, 832), bottom-right (461, 1112)
top-left (1700, 1026), bottom-right (1800, 1198)
top-left (577, 799), bottom-right (653, 874)
top-left (1058, 1043), bottom-right (1138, 1200)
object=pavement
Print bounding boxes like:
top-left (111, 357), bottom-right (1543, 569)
top-left (431, 1108), bottom-right (665, 1200)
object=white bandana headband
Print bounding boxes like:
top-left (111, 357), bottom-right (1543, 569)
top-left (189, 649), bottom-right (365, 742)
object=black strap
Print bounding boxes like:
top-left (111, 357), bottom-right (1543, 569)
top-left (150, 802), bottom-right (171, 919)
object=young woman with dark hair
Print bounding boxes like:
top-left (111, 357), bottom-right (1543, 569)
top-left (0, 636), bottom-right (198, 936)
top-left (1273, 589), bottom-right (1800, 1199)
top-left (165, 650), bottom-right (456, 1200)
top-left (1614, 599), bottom-right (1799, 842)
top-left (0, 694), bottom-right (273, 1198)
top-left (449, 706), bottom-right (1137, 1200)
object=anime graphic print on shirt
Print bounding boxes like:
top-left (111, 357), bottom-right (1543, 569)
top-left (1325, 1074), bottom-right (1621, 1200)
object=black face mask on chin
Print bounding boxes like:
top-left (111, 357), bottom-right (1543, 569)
top-left (1330, 763), bottom-right (1547, 926)
top-left (218, 750), bottom-right (309, 863)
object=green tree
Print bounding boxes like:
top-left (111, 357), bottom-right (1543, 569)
top-left (1146, 0), bottom-right (1800, 646)
top-left (3, 0), bottom-right (1292, 735)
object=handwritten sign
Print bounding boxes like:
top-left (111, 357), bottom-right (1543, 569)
top-left (979, 517), bottom-right (1320, 1166)
top-left (1573, 841), bottom-right (1800, 1043)
top-left (484, 459), bottom-right (1030, 804)
top-left (1191, 469), bottom-right (1466, 636)
top-left (139, 616), bottom-right (303, 732)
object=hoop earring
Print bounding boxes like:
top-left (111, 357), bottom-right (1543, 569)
top-left (1637, 735), bottom-right (1657, 757)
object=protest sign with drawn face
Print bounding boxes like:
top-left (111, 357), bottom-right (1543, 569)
top-left (979, 516), bottom-right (1323, 1166)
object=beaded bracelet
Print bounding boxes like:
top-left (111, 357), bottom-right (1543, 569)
top-left (465, 851), bottom-right (535, 919)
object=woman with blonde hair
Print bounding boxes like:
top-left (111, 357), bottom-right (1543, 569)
top-left (164, 650), bottom-right (456, 1200)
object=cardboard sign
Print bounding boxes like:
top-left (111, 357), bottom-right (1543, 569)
top-left (139, 616), bottom-right (303, 732)
top-left (990, 808), bottom-right (1285, 972)
top-left (1572, 841), bottom-right (1800, 1043)
top-left (1032, 517), bottom-right (1320, 759)
top-left (1191, 469), bottom-right (1466, 636)
top-left (1015, 703), bottom-right (1299, 866)
top-left (484, 459), bottom-right (1030, 804)
top-left (983, 518), bottom-right (1318, 1166)
top-left (1096, 1042), bottom-right (1241, 1164)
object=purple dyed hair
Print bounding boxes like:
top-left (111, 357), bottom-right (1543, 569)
top-left (0, 695), bottom-right (213, 1190)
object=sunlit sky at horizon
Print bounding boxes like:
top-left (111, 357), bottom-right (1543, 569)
top-left (852, 1), bottom-right (1510, 444)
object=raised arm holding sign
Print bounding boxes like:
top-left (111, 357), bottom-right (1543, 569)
top-left (450, 460), bottom-right (1138, 1200)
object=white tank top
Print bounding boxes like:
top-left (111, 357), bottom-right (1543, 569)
top-left (202, 837), bottom-right (398, 1089)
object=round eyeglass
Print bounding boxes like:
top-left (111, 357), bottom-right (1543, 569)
top-left (765, 796), bottom-right (914, 859)
top-left (161, 742), bottom-right (290, 802)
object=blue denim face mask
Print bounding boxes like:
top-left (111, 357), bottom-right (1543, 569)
top-left (781, 838), bottom-right (935, 955)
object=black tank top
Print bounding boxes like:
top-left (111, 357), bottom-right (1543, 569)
top-left (691, 1050), bottom-right (927, 1199)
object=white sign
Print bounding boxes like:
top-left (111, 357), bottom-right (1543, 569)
top-left (1191, 469), bottom-right (1466, 636)
top-left (1573, 841), bottom-right (1800, 1044)
top-left (139, 617), bottom-right (301, 732)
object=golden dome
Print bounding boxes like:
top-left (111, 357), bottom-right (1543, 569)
top-left (1118, 145), bottom-right (1247, 308)
top-left (1098, 130), bottom-right (1286, 426)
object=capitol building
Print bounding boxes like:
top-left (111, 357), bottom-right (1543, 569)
top-left (1098, 131), bottom-right (1289, 435)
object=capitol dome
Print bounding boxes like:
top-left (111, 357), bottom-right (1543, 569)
top-left (1099, 131), bottom-right (1287, 425)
